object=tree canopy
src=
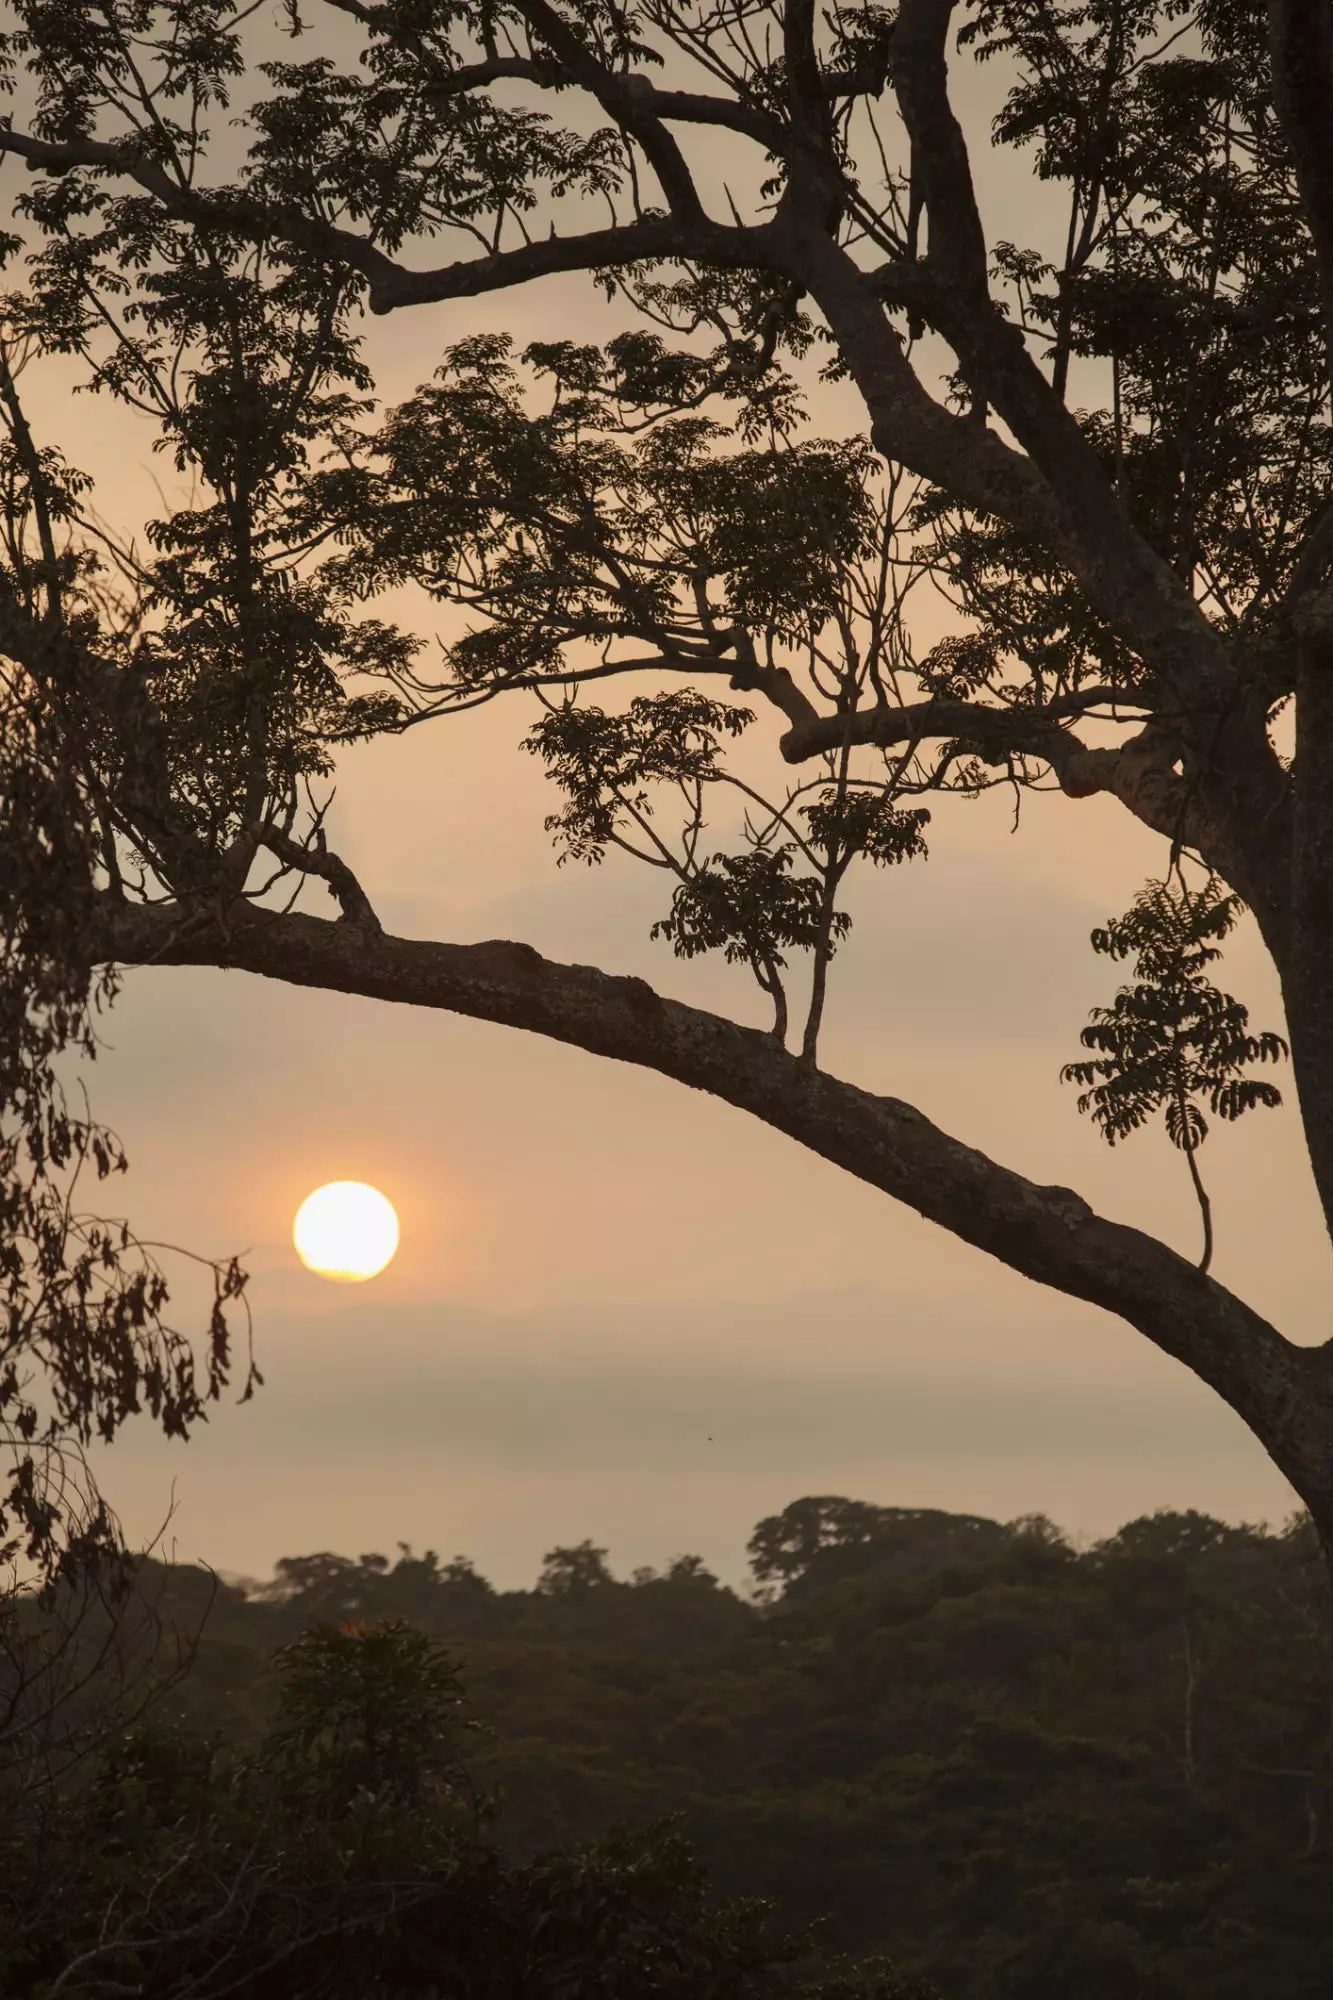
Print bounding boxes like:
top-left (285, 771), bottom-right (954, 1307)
top-left (7, 1494), bottom-right (1328, 1996)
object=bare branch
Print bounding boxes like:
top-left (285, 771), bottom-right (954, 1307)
top-left (258, 826), bottom-right (382, 932)
top-left (777, 689), bottom-right (1136, 765)
top-left (781, 691), bottom-right (1208, 839)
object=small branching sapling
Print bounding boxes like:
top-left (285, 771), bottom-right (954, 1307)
top-left (1063, 875), bottom-right (1288, 1274)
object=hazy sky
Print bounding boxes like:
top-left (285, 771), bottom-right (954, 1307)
top-left (22, 24), bottom-right (1328, 1589)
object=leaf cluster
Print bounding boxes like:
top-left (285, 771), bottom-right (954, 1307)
top-left (527, 688), bottom-right (753, 863)
top-left (1062, 874), bottom-right (1287, 1153)
top-left (314, 331), bottom-right (876, 698)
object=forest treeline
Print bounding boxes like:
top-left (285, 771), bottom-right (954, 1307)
top-left (5, 1496), bottom-right (1329, 1998)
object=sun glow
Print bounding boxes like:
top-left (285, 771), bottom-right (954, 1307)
top-left (293, 1182), bottom-right (400, 1283)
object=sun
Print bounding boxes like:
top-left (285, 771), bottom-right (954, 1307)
top-left (293, 1181), bottom-right (400, 1283)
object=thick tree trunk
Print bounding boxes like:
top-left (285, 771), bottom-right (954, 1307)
top-left (1289, 598), bottom-right (1333, 1259)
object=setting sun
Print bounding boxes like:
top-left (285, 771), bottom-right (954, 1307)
top-left (293, 1182), bottom-right (400, 1283)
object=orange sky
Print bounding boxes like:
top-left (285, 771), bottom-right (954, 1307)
top-left (16, 39), bottom-right (1325, 1588)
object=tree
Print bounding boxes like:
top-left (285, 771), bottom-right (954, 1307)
top-left (1, 0), bottom-right (1333, 1770)
top-left (264, 1615), bottom-right (478, 1811)
top-left (748, 1498), bottom-right (1015, 1597)
top-left (538, 1540), bottom-right (617, 1594)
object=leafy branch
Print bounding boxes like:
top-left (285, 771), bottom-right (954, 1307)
top-left (1062, 875), bottom-right (1288, 1273)
top-left (527, 689), bottom-right (925, 1055)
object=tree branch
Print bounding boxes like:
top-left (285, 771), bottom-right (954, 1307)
top-left (0, 125), bottom-right (410, 307)
top-left (0, 122), bottom-right (756, 314)
top-left (777, 693), bottom-right (1291, 917)
top-left (379, 216), bottom-right (764, 309)
top-left (1287, 583), bottom-right (1333, 1239)
top-left (258, 826), bottom-right (382, 932)
top-left (512, 0), bottom-right (707, 223)
top-left (884, 0), bottom-right (1233, 701)
top-left (783, 0), bottom-right (832, 143)
top-left (321, 0), bottom-right (786, 142)
top-left (1278, 497), bottom-right (1333, 620)
top-left (888, 0), bottom-right (990, 304)
top-left (95, 895), bottom-right (1333, 1513)
top-left (778, 690), bottom-right (1131, 766)
top-left (778, 693), bottom-right (1219, 848)
top-left (726, 646), bottom-right (821, 732)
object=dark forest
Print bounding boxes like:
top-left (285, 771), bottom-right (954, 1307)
top-left (4, 1496), bottom-right (1329, 1997)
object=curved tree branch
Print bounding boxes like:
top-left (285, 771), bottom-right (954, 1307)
top-left (0, 127), bottom-right (754, 317)
top-left (778, 690), bottom-right (1135, 764)
top-left (780, 692), bottom-right (1287, 922)
top-left (511, 0), bottom-right (707, 223)
top-left (94, 893), bottom-right (1333, 1519)
top-left (780, 693), bottom-right (1191, 824)
top-left (258, 826), bottom-right (382, 933)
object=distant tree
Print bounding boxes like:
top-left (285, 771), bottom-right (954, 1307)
top-left (750, 1498), bottom-right (901, 1591)
top-left (259, 1546), bottom-right (499, 1634)
top-left (665, 1553), bottom-right (720, 1587)
top-left (1097, 1509), bottom-right (1267, 1568)
top-left (749, 1497), bottom-right (1012, 1596)
top-left (265, 1616), bottom-right (479, 1813)
top-left (257, 1550), bottom-right (375, 1627)
top-left (538, 1541), bottom-right (617, 1595)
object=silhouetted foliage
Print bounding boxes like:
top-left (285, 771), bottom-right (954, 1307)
top-left (1063, 874), bottom-right (1289, 1270)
